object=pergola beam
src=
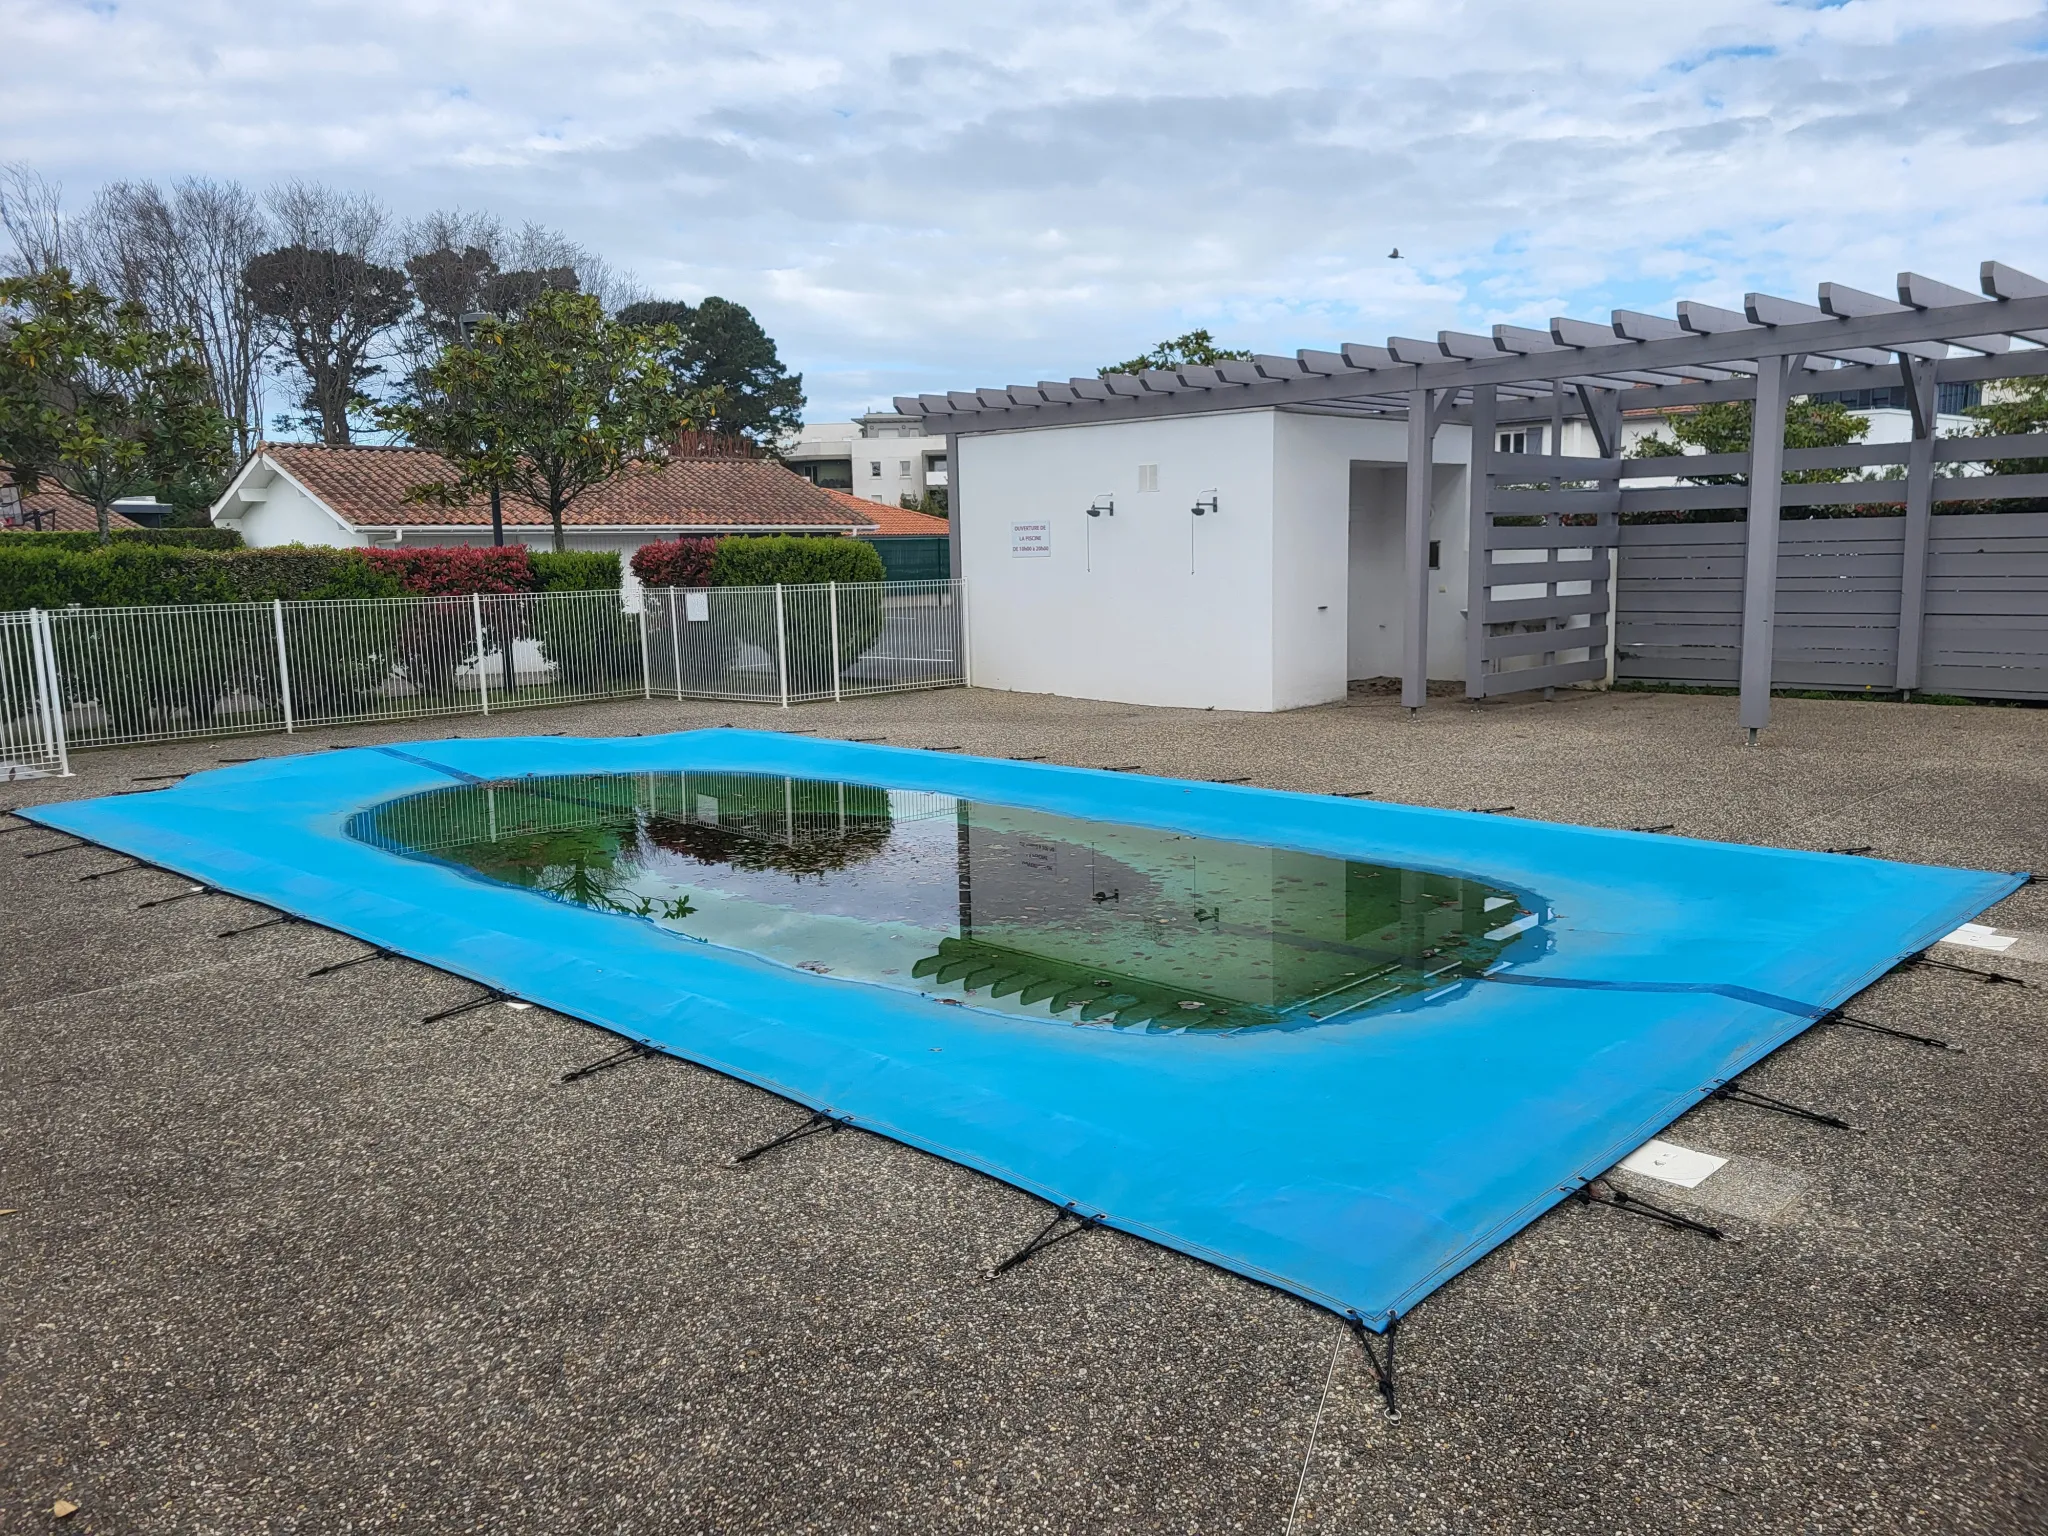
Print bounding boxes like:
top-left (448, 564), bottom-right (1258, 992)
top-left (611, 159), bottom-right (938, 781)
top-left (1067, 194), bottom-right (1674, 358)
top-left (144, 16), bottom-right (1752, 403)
top-left (900, 287), bottom-right (2048, 432)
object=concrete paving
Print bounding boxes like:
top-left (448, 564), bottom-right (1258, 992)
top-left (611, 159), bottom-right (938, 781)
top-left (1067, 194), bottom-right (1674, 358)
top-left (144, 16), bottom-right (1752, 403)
top-left (2, 685), bottom-right (2043, 1534)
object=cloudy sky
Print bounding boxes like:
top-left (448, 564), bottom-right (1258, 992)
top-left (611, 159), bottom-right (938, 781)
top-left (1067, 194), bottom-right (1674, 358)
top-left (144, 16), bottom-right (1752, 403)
top-left (7, 0), bottom-right (2046, 420)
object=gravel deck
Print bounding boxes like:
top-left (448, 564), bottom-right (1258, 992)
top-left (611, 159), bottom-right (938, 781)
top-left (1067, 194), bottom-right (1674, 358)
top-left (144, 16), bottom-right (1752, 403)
top-left (3, 685), bottom-right (2043, 1534)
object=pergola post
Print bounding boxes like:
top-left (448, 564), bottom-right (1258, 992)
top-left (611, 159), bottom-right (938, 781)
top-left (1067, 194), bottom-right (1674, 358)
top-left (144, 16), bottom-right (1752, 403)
top-left (1738, 355), bottom-right (1795, 741)
top-left (1894, 358), bottom-right (1938, 696)
top-left (1464, 384), bottom-right (1497, 700)
top-left (1403, 387), bottom-right (1441, 711)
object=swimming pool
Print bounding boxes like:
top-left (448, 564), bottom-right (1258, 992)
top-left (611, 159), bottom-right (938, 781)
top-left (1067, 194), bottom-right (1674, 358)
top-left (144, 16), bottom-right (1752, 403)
top-left (24, 731), bottom-right (2023, 1329)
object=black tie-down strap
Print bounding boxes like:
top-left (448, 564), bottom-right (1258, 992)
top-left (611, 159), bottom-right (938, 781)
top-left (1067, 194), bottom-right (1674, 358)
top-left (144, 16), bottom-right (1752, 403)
top-left (1898, 952), bottom-right (2030, 988)
top-left (22, 838), bottom-right (93, 859)
top-left (138, 884), bottom-right (214, 909)
top-left (988, 1201), bottom-right (1103, 1279)
top-left (217, 910), bottom-right (301, 938)
top-left (560, 1039), bottom-right (659, 1084)
top-left (1344, 1310), bottom-right (1402, 1422)
top-left (308, 946), bottom-right (396, 979)
top-left (77, 858), bottom-right (147, 883)
top-left (1823, 1009), bottom-right (1958, 1052)
top-left (1710, 1083), bottom-right (1855, 1131)
top-left (1574, 1179), bottom-right (1727, 1243)
top-left (421, 988), bottom-right (514, 1025)
top-left (729, 1109), bottom-right (848, 1166)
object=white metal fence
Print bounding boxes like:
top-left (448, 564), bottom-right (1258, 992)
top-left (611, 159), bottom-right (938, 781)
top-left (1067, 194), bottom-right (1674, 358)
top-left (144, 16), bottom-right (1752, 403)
top-left (642, 579), bottom-right (966, 704)
top-left (0, 579), bottom-right (965, 773)
top-left (0, 609), bottom-right (68, 779)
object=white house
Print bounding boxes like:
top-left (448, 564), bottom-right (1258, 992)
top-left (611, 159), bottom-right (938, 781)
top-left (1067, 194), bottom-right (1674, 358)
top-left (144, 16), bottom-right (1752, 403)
top-left (210, 442), bottom-right (879, 599)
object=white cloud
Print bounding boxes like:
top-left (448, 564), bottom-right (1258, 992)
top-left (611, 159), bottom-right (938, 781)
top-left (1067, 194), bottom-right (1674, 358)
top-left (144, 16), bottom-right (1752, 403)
top-left (7, 0), bottom-right (2045, 417)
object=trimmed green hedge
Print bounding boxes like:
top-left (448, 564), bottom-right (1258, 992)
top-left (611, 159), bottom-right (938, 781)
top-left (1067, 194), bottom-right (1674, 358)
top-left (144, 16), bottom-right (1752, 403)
top-left (711, 535), bottom-right (885, 588)
top-left (0, 527), bottom-right (245, 551)
top-left (530, 550), bottom-right (622, 591)
top-left (0, 544), bottom-right (625, 611)
top-left (0, 545), bottom-right (402, 610)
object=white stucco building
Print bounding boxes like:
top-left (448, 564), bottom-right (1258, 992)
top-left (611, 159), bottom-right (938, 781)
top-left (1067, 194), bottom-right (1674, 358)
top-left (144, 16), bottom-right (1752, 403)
top-left (949, 409), bottom-right (1475, 713)
top-left (784, 413), bottom-right (948, 507)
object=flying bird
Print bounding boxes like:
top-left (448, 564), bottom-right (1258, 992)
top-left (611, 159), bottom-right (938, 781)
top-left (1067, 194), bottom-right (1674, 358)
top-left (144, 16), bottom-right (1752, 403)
top-left (1388, 248), bottom-right (1401, 259)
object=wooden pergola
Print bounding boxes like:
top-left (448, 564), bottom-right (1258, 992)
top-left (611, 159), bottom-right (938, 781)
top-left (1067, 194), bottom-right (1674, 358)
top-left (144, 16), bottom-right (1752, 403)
top-left (900, 262), bottom-right (2048, 737)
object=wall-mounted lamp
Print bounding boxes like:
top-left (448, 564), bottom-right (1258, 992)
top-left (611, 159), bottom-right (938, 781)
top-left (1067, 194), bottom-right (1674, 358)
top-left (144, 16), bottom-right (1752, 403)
top-left (1190, 492), bottom-right (1219, 517)
top-left (1087, 494), bottom-right (1115, 518)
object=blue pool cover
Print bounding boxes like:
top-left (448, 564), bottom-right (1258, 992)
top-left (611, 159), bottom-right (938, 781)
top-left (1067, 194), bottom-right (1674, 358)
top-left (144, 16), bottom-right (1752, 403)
top-left (25, 731), bottom-right (2023, 1328)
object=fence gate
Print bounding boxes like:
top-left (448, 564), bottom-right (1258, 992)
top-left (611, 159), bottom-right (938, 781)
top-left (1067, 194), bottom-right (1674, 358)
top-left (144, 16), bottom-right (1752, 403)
top-left (0, 609), bottom-right (69, 779)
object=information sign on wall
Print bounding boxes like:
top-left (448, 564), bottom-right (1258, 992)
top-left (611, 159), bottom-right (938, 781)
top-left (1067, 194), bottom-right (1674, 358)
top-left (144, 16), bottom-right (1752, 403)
top-left (1010, 521), bottom-right (1052, 558)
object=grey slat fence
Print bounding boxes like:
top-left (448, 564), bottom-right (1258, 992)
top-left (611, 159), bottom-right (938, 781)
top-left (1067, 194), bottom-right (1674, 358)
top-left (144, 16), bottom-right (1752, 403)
top-left (1615, 512), bottom-right (2048, 700)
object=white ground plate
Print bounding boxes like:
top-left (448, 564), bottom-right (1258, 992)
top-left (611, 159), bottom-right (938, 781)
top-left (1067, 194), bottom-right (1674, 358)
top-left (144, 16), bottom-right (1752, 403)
top-left (1618, 1138), bottom-right (1728, 1189)
top-left (1940, 922), bottom-right (2018, 953)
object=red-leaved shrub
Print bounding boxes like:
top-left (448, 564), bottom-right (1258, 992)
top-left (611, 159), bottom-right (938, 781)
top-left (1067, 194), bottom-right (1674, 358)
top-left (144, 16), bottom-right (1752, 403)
top-left (631, 537), bottom-right (719, 588)
top-left (361, 545), bottom-right (537, 595)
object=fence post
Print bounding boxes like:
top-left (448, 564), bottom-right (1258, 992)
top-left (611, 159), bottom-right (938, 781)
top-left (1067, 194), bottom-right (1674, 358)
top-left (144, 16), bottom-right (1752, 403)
top-left (956, 579), bottom-right (972, 687)
top-left (272, 598), bottom-right (296, 734)
top-left (773, 582), bottom-right (790, 708)
top-left (471, 591), bottom-right (491, 717)
top-left (637, 597), bottom-right (652, 700)
top-left (828, 581), bottom-right (842, 703)
top-left (28, 608), bottom-right (70, 776)
top-left (500, 593), bottom-right (515, 697)
top-left (669, 589), bottom-right (684, 701)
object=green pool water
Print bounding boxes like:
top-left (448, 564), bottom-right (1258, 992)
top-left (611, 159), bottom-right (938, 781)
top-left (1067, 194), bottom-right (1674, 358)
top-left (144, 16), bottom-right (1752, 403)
top-left (350, 772), bottom-right (1542, 1032)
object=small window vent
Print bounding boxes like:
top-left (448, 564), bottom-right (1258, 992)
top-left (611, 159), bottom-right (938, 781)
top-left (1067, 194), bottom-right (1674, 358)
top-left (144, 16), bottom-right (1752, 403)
top-left (1137, 464), bottom-right (1159, 492)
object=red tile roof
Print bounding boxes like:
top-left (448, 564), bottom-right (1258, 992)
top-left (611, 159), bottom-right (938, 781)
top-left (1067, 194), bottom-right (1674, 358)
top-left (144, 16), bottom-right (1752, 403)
top-left (253, 443), bottom-right (873, 531)
top-left (821, 488), bottom-right (949, 537)
top-left (1, 476), bottom-right (145, 532)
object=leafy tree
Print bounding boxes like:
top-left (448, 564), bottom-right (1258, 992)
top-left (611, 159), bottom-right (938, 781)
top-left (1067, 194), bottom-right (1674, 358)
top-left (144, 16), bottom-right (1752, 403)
top-left (1630, 397), bottom-right (1868, 484)
top-left (1965, 376), bottom-right (2048, 476)
top-left (618, 296), bottom-right (804, 446)
top-left (1100, 328), bottom-right (1251, 377)
top-left (0, 268), bottom-right (233, 542)
top-left (405, 243), bottom-right (578, 347)
top-left (244, 243), bottom-right (410, 443)
top-left (379, 290), bottom-right (713, 553)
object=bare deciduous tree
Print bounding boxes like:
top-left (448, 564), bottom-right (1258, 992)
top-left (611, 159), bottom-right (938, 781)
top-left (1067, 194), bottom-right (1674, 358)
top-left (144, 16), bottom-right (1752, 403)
top-left (0, 163), bottom-right (70, 277)
top-left (75, 178), bottom-right (273, 459)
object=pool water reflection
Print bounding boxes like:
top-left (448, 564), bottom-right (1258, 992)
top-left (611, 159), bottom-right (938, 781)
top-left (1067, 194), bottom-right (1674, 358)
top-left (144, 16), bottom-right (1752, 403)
top-left (349, 772), bottom-right (1544, 1032)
